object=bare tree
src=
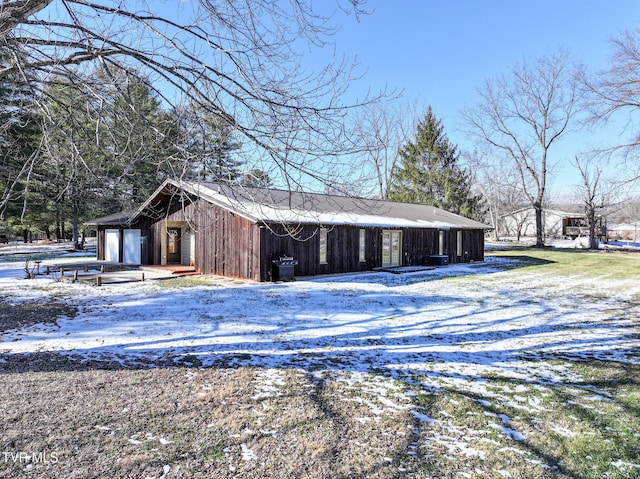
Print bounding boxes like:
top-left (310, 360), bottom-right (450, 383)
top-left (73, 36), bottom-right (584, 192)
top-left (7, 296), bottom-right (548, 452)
top-left (463, 148), bottom-right (528, 241)
top-left (352, 99), bottom-right (419, 199)
top-left (580, 29), bottom-right (640, 183)
top-left (0, 0), bottom-right (380, 205)
top-left (462, 51), bottom-right (582, 247)
top-left (573, 155), bottom-right (619, 249)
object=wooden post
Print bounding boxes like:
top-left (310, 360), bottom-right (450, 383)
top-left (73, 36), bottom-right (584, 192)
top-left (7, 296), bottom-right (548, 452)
top-left (100, 265), bottom-right (105, 273)
top-left (84, 265), bottom-right (88, 272)
top-left (73, 270), bottom-right (78, 282)
top-left (141, 272), bottom-right (145, 282)
top-left (96, 275), bottom-right (102, 287)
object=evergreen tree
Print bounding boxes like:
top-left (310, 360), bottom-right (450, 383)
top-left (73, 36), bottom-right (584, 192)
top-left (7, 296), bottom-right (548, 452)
top-left (0, 47), bottom-right (42, 220)
top-left (39, 78), bottom-right (107, 244)
top-left (387, 107), bottom-right (483, 218)
top-left (100, 69), bottom-right (181, 208)
top-left (176, 103), bottom-right (243, 184)
top-left (241, 169), bottom-right (273, 188)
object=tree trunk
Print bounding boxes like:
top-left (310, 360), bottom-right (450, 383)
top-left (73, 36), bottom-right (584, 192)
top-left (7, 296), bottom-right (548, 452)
top-left (487, 202), bottom-right (499, 241)
top-left (587, 208), bottom-right (598, 250)
top-left (72, 197), bottom-right (80, 248)
top-left (534, 203), bottom-right (544, 247)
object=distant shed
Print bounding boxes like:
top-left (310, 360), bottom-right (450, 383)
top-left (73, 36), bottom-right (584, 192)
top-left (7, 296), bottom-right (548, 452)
top-left (89, 179), bottom-right (489, 281)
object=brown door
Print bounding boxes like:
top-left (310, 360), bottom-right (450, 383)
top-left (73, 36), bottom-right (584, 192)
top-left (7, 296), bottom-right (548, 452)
top-left (167, 228), bottom-right (181, 264)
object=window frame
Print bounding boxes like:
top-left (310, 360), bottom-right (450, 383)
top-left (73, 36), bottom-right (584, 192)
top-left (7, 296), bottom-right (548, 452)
top-left (358, 229), bottom-right (366, 263)
top-left (319, 227), bottom-right (328, 264)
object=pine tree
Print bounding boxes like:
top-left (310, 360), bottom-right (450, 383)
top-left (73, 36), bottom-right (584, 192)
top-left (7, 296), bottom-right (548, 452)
top-left (387, 107), bottom-right (483, 218)
top-left (0, 48), bottom-right (42, 220)
top-left (176, 103), bottom-right (243, 184)
top-left (100, 70), bottom-right (181, 207)
top-left (39, 78), bottom-right (107, 244)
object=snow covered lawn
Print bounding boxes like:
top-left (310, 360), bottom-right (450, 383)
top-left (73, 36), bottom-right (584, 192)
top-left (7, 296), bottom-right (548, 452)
top-left (1, 248), bottom-right (639, 478)
top-left (2, 253), bottom-right (637, 375)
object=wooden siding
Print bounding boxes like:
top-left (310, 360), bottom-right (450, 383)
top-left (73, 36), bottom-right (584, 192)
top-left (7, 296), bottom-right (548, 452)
top-left (146, 196), bottom-right (261, 281)
top-left (97, 192), bottom-right (485, 281)
top-left (99, 214), bottom-right (484, 281)
top-left (259, 224), bottom-right (485, 281)
top-left (95, 196), bottom-right (260, 280)
top-left (96, 227), bottom-right (105, 260)
top-left (260, 224), bottom-right (374, 280)
top-left (96, 217), bottom-right (155, 264)
top-left (409, 228), bottom-right (484, 265)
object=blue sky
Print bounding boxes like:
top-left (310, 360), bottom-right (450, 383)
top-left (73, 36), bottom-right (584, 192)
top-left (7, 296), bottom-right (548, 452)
top-left (321, 0), bottom-right (640, 193)
top-left (154, 1), bottom-right (640, 194)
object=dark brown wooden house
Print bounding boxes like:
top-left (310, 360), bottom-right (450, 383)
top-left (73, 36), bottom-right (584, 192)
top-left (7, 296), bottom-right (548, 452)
top-left (90, 179), bottom-right (489, 281)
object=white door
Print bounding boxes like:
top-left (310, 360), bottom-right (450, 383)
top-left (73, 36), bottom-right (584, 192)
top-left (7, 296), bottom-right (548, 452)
top-left (123, 229), bottom-right (142, 264)
top-left (105, 229), bottom-right (120, 262)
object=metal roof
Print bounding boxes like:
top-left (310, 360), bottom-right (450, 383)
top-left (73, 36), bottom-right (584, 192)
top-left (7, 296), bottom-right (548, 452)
top-left (92, 179), bottom-right (489, 230)
top-left (84, 210), bottom-right (134, 226)
top-left (169, 180), bottom-right (490, 230)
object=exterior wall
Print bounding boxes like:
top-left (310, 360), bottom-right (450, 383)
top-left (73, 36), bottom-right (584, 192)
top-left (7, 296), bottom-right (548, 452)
top-left (97, 197), bottom-right (485, 282)
top-left (543, 212), bottom-right (565, 238)
top-left (146, 195), bottom-right (262, 281)
top-left (500, 209), bottom-right (536, 237)
top-left (259, 224), bottom-right (375, 280)
top-left (259, 224), bottom-right (485, 281)
top-left (500, 209), bottom-right (565, 238)
top-left (401, 228), bottom-right (484, 265)
top-left (96, 218), bottom-right (155, 264)
top-left (500, 208), bottom-right (592, 239)
top-left (96, 227), bottom-right (106, 260)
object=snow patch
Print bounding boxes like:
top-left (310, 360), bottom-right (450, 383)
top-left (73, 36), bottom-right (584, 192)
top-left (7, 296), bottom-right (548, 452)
top-left (241, 443), bottom-right (256, 461)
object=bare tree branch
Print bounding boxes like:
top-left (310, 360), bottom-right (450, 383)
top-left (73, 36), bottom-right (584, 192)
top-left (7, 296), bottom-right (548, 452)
top-left (1, 0), bottom-right (382, 195)
top-left (462, 50), bottom-right (583, 246)
top-left (579, 29), bottom-right (640, 183)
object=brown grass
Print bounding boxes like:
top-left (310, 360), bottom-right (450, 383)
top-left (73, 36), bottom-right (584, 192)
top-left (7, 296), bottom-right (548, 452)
top-left (0, 298), bottom-right (76, 333)
top-left (0, 363), bottom-right (418, 479)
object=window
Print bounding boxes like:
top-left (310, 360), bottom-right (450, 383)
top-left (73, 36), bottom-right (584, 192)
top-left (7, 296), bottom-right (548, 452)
top-left (319, 228), bottom-right (328, 264)
top-left (359, 229), bottom-right (366, 262)
top-left (457, 230), bottom-right (463, 257)
top-left (167, 229), bottom-right (178, 254)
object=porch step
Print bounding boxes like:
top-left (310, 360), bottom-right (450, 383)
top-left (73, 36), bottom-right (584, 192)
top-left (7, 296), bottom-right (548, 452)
top-left (173, 269), bottom-right (200, 277)
top-left (141, 265), bottom-right (200, 277)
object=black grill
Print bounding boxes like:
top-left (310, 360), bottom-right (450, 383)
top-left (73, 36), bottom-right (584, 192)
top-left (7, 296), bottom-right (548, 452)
top-left (272, 254), bottom-right (298, 281)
